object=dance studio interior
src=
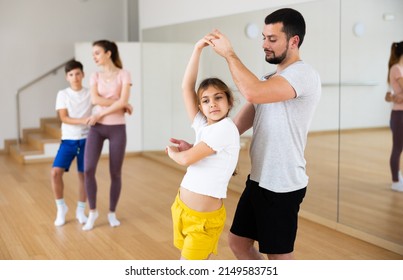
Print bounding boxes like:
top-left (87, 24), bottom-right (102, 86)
top-left (0, 0), bottom-right (402, 260)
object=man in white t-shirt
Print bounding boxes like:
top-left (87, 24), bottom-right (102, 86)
top-left (205, 8), bottom-right (321, 260)
top-left (50, 60), bottom-right (93, 227)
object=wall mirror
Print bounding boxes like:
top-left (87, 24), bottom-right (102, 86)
top-left (141, 0), bottom-right (403, 254)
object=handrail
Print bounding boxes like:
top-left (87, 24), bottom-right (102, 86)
top-left (15, 58), bottom-right (74, 149)
top-left (322, 81), bottom-right (379, 87)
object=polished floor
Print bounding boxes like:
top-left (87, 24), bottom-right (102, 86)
top-left (0, 145), bottom-right (401, 259)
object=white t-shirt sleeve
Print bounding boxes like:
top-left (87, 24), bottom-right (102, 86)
top-left (191, 111), bottom-right (207, 128)
top-left (280, 62), bottom-right (320, 98)
top-left (55, 90), bottom-right (67, 111)
top-left (201, 119), bottom-right (235, 153)
top-left (191, 112), bottom-right (238, 152)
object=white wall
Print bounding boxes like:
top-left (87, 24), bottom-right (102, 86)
top-left (2, 0), bottom-right (402, 151)
top-left (0, 0), bottom-right (128, 150)
top-left (142, 43), bottom-right (196, 151)
top-left (138, 0), bottom-right (316, 29)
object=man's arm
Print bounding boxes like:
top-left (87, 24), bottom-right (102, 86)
top-left (206, 30), bottom-right (295, 104)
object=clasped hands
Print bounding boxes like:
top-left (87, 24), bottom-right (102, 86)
top-left (166, 138), bottom-right (193, 157)
top-left (84, 104), bottom-right (133, 126)
top-left (199, 29), bottom-right (235, 58)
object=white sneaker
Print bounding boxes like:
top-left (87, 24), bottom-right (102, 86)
top-left (391, 181), bottom-right (403, 192)
top-left (399, 171), bottom-right (403, 183)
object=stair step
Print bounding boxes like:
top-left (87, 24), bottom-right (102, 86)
top-left (10, 143), bottom-right (43, 155)
top-left (44, 122), bottom-right (61, 139)
top-left (6, 116), bottom-right (62, 164)
top-left (27, 132), bottom-right (59, 151)
top-left (9, 143), bottom-right (43, 164)
top-left (22, 128), bottom-right (42, 144)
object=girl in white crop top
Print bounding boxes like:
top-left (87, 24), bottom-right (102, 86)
top-left (166, 38), bottom-right (240, 260)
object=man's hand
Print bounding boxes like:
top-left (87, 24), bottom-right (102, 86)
top-left (205, 29), bottom-right (235, 59)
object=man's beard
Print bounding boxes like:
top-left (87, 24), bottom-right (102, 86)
top-left (265, 47), bottom-right (287, 64)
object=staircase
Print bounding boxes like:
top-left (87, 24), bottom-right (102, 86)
top-left (7, 117), bottom-right (61, 164)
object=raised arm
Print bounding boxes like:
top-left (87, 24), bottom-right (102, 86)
top-left (181, 39), bottom-right (210, 121)
top-left (205, 29), bottom-right (296, 104)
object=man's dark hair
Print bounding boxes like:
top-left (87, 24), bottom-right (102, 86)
top-left (265, 8), bottom-right (306, 47)
top-left (65, 60), bottom-right (84, 74)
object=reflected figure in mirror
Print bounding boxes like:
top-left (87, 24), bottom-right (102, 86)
top-left (387, 41), bottom-right (403, 192)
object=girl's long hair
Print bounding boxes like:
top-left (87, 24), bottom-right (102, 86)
top-left (93, 40), bottom-right (123, 69)
top-left (387, 41), bottom-right (403, 84)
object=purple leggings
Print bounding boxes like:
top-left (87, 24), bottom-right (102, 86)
top-left (390, 110), bottom-right (403, 182)
top-left (84, 123), bottom-right (126, 211)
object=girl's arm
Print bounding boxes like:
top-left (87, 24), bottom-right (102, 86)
top-left (58, 109), bottom-right (89, 125)
top-left (398, 76), bottom-right (403, 89)
top-left (166, 141), bottom-right (214, 166)
top-left (90, 84), bottom-right (115, 107)
top-left (390, 77), bottom-right (403, 103)
top-left (98, 83), bottom-right (130, 116)
top-left (88, 83), bottom-right (131, 125)
top-left (182, 39), bottom-right (210, 121)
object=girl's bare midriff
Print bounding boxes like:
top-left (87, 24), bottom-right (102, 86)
top-left (180, 187), bottom-right (222, 212)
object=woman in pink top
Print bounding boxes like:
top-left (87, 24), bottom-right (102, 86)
top-left (83, 40), bottom-right (133, 230)
top-left (387, 41), bottom-right (403, 192)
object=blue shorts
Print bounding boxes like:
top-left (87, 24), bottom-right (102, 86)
top-left (52, 139), bottom-right (86, 172)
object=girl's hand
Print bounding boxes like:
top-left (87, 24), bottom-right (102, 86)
top-left (195, 38), bottom-right (210, 50)
top-left (205, 29), bottom-right (234, 59)
top-left (165, 145), bottom-right (179, 158)
top-left (385, 91), bottom-right (392, 102)
top-left (393, 94), bottom-right (403, 104)
top-left (125, 104), bottom-right (133, 115)
top-left (83, 117), bottom-right (91, 125)
top-left (169, 138), bottom-right (193, 151)
top-left (87, 114), bottom-right (101, 126)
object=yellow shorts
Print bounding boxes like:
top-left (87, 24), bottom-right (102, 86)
top-left (171, 192), bottom-right (226, 260)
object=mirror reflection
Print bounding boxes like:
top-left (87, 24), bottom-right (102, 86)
top-left (141, 0), bottom-right (403, 253)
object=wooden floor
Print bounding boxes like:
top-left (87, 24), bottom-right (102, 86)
top-left (0, 142), bottom-right (402, 259)
top-left (304, 128), bottom-right (403, 249)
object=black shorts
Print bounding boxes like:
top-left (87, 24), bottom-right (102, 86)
top-left (230, 176), bottom-right (306, 254)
